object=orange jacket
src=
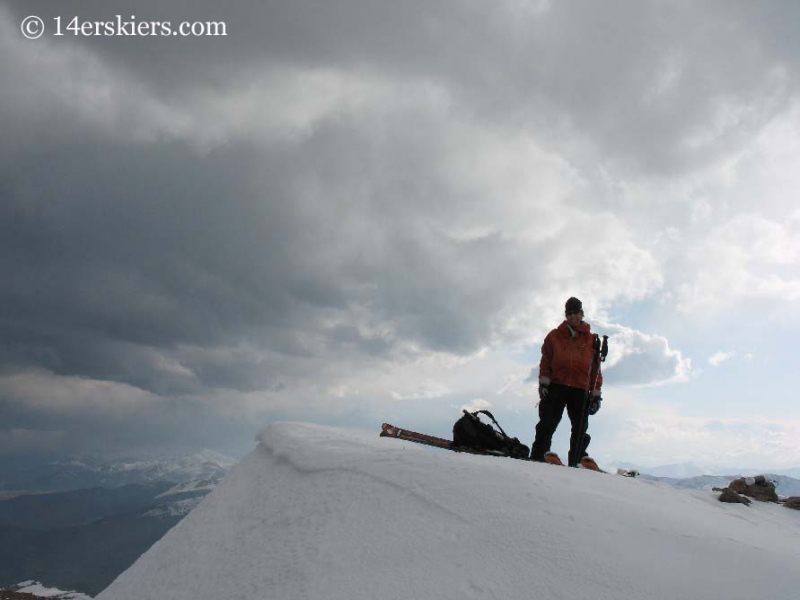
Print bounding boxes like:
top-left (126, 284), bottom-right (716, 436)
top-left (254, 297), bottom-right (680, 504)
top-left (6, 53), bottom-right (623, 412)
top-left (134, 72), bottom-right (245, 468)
top-left (539, 321), bottom-right (603, 392)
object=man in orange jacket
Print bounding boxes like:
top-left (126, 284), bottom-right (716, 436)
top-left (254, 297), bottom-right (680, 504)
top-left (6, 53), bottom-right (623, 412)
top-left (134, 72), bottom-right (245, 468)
top-left (531, 297), bottom-right (603, 467)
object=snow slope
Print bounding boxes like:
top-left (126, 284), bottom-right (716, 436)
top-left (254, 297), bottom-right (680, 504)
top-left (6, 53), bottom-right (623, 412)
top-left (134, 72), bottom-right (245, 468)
top-left (97, 423), bottom-right (800, 600)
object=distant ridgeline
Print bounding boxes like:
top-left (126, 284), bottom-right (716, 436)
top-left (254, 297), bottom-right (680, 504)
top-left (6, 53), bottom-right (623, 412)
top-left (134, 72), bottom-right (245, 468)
top-left (637, 473), bottom-right (800, 498)
top-left (0, 451), bottom-right (236, 493)
top-left (0, 453), bottom-right (234, 596)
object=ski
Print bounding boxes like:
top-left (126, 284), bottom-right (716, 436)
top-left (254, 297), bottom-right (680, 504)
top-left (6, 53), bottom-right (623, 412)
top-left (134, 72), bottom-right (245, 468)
top-left (380, 423), bottom-right (518, 458)
top-left (380, 423), bottom-right (452, 451)
top-left (380, 424), bottom-right (637, 476)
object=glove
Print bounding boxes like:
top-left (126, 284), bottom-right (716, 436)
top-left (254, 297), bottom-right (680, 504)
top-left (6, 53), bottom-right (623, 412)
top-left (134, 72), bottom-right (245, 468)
top-left (538, 384), bottom-right (549, 403)
top-left (588, 394), bottom-right (602, 416)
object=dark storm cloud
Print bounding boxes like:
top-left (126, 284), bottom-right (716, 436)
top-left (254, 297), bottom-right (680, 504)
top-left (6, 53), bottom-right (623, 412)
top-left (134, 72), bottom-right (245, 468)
top-left (6, 1), bottom-right (800, 175)
top-left (0, 107), bottom-right (542, 397)
top-left (1, 142), bottom-right (294, 385)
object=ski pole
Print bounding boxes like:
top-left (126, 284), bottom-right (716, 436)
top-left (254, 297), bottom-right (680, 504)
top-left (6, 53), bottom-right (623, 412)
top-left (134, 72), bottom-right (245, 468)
top-left (571, 335), bottom-right (607, 467)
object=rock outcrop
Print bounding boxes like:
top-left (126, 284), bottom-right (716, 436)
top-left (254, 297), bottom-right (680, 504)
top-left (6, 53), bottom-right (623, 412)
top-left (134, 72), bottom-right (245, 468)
top-left (783, 497), bottom-right (800, 510)
top-left (717, 488), bottom-right (751, 505)
top-left (716, 475), bottom-right (778, 506)
top-left (728, 476), bottom-right (779, 502)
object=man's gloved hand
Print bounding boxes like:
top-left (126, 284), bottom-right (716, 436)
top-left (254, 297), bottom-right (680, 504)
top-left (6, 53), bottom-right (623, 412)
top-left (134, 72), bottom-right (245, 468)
top-left (538, 384), bottom-right (549, 403)
top-left (588, 393), bottom-right (602, 415)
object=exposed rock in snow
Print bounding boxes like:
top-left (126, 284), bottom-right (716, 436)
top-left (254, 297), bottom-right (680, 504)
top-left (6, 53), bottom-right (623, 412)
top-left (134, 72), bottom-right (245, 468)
top-left (6, 581), bottom-right (91, 600)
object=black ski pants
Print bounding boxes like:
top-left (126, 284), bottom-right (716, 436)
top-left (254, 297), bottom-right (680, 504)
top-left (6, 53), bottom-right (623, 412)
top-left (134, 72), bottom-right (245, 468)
top-left (531, 383), bottom-right (590, 466)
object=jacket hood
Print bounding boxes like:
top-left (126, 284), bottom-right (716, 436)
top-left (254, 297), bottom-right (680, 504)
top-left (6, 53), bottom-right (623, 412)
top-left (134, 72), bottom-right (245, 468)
top-left (558, 320), bottom-right (591, 336)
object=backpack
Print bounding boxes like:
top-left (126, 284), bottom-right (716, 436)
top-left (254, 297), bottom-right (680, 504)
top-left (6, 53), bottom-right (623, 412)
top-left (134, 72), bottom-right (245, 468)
top-left (452, 410), bottom-right (530, 459)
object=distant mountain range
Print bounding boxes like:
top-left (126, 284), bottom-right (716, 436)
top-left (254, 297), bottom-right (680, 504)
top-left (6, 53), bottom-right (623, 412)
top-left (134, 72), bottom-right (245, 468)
top-left (0, 449), bottom-right (237, 494)
top-left (636, 473), bottom-right (800, 498)
top-left (607, 460), bottom-right (800, 480)
top-left (0, 452), bottom-right (235, 596)
top-left (604, 460), bottom-right (800, 496)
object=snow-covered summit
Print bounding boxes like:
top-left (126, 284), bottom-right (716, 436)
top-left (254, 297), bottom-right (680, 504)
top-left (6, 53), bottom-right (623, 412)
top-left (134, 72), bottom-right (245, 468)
top-left (97, 422), bottom-right (800, 600)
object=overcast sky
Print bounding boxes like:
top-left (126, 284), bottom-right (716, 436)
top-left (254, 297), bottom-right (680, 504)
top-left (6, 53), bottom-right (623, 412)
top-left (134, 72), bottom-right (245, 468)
top-left (2, 1), bottom-right (800, 470)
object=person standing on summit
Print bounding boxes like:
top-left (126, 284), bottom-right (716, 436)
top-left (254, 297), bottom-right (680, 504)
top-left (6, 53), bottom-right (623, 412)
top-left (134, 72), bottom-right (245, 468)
top-left (531, 297), bottom-right (603, 467)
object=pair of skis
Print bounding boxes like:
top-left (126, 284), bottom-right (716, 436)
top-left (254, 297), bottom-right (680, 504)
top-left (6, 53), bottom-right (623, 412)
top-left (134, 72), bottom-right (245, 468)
top-left (380, 423), bottom-right (624, 475)
top-left (380, 423), bottom-right (514, 458)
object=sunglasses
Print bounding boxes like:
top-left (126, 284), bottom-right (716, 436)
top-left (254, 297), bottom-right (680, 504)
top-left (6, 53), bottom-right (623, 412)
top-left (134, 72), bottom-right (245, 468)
top-left (565, 310), bottom-right (583, 316)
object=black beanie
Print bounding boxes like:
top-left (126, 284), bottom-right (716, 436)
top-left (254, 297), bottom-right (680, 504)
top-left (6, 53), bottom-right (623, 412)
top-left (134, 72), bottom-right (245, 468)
top-left (565, 297), bottom-right (582, 313)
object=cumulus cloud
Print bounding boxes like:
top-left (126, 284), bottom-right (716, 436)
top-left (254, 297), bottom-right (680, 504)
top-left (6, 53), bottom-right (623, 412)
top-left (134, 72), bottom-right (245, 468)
top-left (601, 325), bottom-right (692, 387)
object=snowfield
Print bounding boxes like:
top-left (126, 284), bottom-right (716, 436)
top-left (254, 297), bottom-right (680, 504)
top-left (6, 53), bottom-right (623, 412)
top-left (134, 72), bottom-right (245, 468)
top-left (97, 422), bottom-right (800, 600)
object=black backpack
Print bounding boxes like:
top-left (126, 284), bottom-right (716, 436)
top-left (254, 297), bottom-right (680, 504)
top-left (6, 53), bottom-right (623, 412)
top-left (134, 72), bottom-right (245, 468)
top-left (452, 410), bottom-right (530, 459)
